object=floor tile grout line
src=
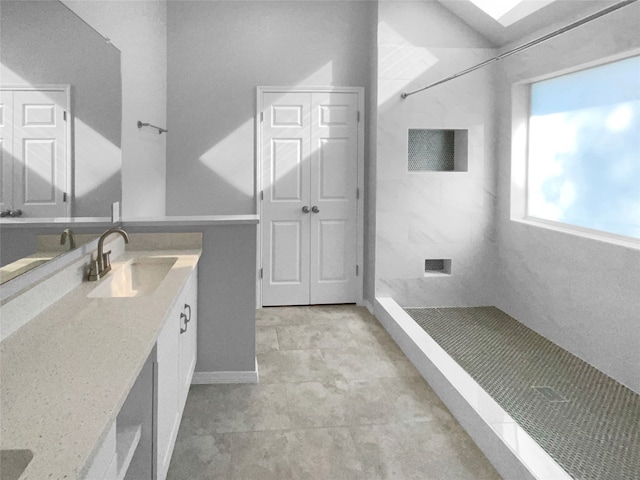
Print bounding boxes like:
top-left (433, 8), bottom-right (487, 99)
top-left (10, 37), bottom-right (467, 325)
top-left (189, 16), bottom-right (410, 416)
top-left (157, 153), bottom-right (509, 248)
top-left (178, 416), bottom-right (444, 438)
top-left (169, 306), bottom-right (502, 479)
top-left (274, 324), bottom-right (281, 351)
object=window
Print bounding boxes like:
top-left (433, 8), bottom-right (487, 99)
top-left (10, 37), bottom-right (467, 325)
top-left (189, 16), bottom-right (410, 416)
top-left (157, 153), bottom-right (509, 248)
top-left (526, 55), bottom-right (640, 240)
top-left (468, 0), bottom-right (556, 27)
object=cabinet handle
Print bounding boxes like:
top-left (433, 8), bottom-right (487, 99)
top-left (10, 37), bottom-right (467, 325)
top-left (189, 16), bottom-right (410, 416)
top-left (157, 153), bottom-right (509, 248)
top-left (180, 312), bottom-right (188, 334)
top-left (184, 303), bottom-right (191, 323)
top-left (302, 206), bottom-right (310, 213)
top-left (311, 206), bottom-right (320, 213)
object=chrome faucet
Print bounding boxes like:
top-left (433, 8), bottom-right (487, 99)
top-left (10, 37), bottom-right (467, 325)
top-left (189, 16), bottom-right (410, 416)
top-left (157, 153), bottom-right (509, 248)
top-left (88, 227), bottom-right (130, 281)
top-left (60, 228), bottom-right (76, 250)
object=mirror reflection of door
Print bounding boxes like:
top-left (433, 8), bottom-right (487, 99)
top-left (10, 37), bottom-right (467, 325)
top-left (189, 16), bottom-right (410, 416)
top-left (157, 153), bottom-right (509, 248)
top-left (0, 87), bottom-right (70, 218)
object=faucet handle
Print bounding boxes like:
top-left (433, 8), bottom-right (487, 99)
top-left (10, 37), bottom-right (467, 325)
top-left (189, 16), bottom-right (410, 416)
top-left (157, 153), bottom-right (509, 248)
top-left (87, 260), bottom-right (101, 281)
top-left (102, 250), bottom-right (112, 269)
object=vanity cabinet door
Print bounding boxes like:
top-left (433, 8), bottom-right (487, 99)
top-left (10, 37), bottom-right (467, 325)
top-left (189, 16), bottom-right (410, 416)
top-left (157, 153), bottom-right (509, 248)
top-left (179, 267), bottom-right (198, 408)
top-left (155, 299), bottom-right (182, 480)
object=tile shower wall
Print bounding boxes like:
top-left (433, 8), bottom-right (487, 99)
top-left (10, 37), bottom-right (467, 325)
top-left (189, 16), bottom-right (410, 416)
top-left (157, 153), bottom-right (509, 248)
top-left (374, 1), bottom-right (497, 307)
top-left (494, 3), bottom-right (640, 393)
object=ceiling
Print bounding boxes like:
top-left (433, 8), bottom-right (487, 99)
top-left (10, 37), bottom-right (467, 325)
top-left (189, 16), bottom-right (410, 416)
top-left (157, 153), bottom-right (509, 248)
top-left (436, 0), bottom-right (620, 47)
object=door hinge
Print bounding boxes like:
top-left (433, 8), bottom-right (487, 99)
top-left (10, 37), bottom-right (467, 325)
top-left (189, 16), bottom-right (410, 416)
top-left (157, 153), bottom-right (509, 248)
top-left (259, 268), bottom-right (263, 279)
top-left (357, 111), bottom-right (360, 122)
top-left (260, 112), bottom-right (264, 122)
top-left (260, 190), bottom-right (264, 200)
top-left (356, 187), bottom-right (360, 199)
top-left (356, 265), bottom-right (359, 276)
top-left (63, 110), bottom-right (67, 121)
top-left (63, 192), bottom-right (67, 202)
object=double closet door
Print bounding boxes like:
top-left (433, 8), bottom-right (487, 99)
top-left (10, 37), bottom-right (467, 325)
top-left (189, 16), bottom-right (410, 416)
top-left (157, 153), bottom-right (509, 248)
top-left (261, 90), bottom-right (359, 306)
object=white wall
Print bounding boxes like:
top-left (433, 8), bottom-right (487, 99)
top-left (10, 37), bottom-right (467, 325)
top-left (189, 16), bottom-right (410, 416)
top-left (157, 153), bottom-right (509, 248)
top-left (62, 0), bottom-right (168, 219)
top-left (494, 3), bottom-right (640, 393)
top-left (374, 0), bottom-right (498, 307)
top-left (364, 3), bottom-right (379, 306)
top-left (166, 0), bottom-right (375, 216)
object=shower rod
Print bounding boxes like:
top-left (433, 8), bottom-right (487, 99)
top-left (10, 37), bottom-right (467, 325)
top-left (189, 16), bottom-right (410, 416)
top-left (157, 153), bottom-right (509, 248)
top-left (400, 0), bottom-right (638, 99)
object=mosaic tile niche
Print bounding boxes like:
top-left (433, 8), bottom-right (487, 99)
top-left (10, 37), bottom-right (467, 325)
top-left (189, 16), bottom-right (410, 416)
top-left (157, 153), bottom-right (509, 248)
top-left (408, 129), bottom-right (468, 172)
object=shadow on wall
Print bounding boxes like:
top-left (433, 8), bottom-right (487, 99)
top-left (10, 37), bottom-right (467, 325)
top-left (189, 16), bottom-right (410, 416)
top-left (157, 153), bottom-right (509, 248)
top-left (165, 0), bottom-right (374, 216)
top-left (196, 62), bottom-right (337, 208)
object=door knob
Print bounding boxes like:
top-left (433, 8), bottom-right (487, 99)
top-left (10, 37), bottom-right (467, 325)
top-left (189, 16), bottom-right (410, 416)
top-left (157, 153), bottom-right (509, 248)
top-left (311, 206), bottom-right (320, 213)
top-left (302, 206), bottom-right (310, 213)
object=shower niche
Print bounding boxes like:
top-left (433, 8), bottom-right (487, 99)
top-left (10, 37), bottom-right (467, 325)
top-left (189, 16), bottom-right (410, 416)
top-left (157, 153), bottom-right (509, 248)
top-left (424, 259), bottom-right (452, 276)
top-left (408, 129), bottom-right (468, 172)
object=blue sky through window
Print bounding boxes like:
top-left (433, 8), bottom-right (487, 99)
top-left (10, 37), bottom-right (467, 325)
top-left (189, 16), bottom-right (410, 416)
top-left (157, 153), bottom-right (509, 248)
top-left (528, 55), bottom-right (640, 239)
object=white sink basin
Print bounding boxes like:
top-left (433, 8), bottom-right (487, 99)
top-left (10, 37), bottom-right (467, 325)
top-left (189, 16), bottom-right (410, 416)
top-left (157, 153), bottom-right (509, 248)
top-left (87, 256), bottom-right (178, 298)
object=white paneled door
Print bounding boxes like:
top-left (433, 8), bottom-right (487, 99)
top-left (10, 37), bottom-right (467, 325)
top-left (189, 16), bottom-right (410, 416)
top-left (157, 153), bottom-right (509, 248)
top-left (261, 90), bottom-right (360, 306)
top-left (0, 88), bottom-right (69, 218)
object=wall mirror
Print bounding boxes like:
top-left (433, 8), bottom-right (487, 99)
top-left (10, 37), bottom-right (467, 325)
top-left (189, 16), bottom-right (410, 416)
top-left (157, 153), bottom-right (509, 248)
top-left (0, 0), bottom-right (122, 283)
top-left (0, 0), bottom-right (122, 219)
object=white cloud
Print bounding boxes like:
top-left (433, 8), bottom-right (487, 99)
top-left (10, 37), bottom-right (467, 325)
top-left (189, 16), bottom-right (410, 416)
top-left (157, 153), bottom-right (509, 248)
top-left (606, 103), bottom-right (634, 132)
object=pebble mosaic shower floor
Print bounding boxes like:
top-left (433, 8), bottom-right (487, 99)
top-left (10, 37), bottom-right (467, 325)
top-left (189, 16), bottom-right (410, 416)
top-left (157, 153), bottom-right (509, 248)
top-left (404, 306), bottom-right (640, 480)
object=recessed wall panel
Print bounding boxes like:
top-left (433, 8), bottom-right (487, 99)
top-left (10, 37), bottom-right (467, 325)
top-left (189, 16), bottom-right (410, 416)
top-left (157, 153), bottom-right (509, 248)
top-left (320, 105), bottom-right (348, 126)
top-left (318, 220), bottom-right (347, 282)
top-left (271, 138), bottom-right (302, 201)
top-left (272, 105), bottom-right (302, 127)
top-left (319, 138), bottom-right (349, 200)
top-left (23, 104), bottom-right (56, 126)
top-left (23, 139), bottom-right (56, 202)
top-left (271, 221), bottom-right (302, 283)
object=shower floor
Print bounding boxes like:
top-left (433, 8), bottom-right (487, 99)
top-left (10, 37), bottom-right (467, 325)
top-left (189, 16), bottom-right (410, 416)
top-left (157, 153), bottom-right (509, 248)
top-left (404, 306), bottom-right (640, 480)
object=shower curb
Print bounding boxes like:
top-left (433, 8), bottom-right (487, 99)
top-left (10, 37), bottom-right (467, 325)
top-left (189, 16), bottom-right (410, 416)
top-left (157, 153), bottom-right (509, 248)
top-left (374, 297), bottom-right (571, 480)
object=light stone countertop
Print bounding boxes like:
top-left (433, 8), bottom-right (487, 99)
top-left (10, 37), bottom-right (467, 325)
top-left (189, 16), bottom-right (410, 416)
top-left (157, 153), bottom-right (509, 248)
top-left (0, 248), bottom-right (201, 480)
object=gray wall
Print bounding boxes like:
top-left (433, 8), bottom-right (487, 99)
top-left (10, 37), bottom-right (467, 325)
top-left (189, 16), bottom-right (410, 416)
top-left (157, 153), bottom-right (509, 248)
top-left (374, 1), bottom-right (498, 307)
top-left (125, 223), bottom-right (257, 374)
top-left (165, 0), bottom-right (376, 216)
top-left (0, 224), bottom-right (106, 267)
top-left (494, 3), bottom-right (640, 393)
top-left (62, 0), bottom-right (169, 220)
top-left (165, 0), bottom-right (377, 303)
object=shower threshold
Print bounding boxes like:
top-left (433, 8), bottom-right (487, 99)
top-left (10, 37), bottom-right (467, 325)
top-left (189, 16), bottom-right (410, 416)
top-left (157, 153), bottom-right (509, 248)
top-left (374, 297), bottom-right (639, 480)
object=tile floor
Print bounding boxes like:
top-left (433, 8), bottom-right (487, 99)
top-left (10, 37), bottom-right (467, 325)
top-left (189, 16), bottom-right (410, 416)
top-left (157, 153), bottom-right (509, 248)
top-left (167, 305), bottom-right (502, 480)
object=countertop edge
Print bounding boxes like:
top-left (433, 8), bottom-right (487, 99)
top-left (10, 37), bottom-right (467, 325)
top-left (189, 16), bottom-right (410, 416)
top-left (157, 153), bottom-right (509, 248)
top-left (122, 215), bottom-right (260, 226)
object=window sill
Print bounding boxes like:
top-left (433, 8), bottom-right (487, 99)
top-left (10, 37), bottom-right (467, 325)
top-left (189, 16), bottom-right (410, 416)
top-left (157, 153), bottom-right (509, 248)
top-left (511, 217), bottom-right (640, 251)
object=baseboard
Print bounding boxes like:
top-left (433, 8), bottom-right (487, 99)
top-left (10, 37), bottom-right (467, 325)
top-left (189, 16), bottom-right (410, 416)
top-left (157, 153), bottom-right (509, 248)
top-left (360, 299), bottom-right (374, 315)
top-left (192, 368), bottom-right (259, 384)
